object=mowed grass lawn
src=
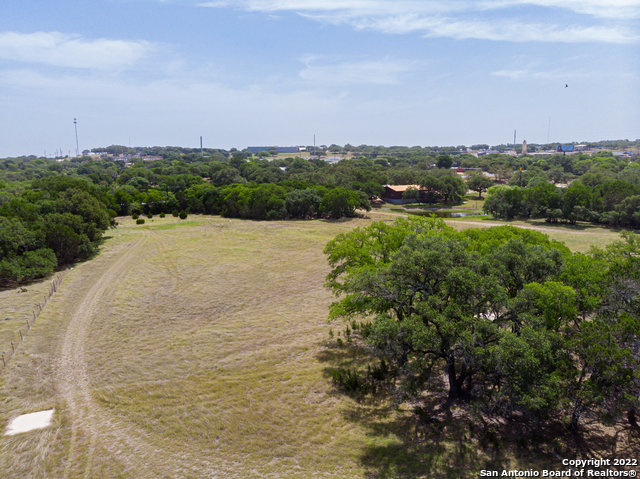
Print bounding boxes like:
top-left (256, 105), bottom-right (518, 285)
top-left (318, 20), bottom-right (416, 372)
top-left (0, 213), bottom-right (629, 478)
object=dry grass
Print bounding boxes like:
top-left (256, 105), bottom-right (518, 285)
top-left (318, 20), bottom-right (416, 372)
top-left (445, 216), bottom-right (622, 252)
top-left (0, 276), bottom-right (55, 370)
top-left (369, 209), bottom-right (624, 252)
top-left (0, 214), bottom-right (631, 478)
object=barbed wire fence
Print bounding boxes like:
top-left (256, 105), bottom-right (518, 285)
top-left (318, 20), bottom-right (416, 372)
top-left (0, 270), bottom-right (67, 371)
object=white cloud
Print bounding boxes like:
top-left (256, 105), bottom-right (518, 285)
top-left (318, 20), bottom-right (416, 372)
top-left (349, 15), bottom-right (638, 43)
top-left (491, 0), bottom-right (640, 20)
top-left (0, 67), bottom-right (342, 117)
top-left (195, 0), bottom-right (640, 18)
top-left (299, 57), bottom-right (417, 85)
top-left (490, 58), bottom-right (605, 81)
top-left (196, 0), bottom-right (640, 43)
top-left (0, 31), bottom-right (154, 70)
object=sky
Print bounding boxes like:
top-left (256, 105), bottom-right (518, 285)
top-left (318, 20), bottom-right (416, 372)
top-left (0, 0), bottom-right (639, 157)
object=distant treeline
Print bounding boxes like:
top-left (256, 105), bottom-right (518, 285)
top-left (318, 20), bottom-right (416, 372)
top-left (1, 143), bottom-right (639, 285)
top-left (86, 139), bottom-right (639, 158)
top-left (163, 183), bottom-right (370, 220)
top-left (484, 179), bottom-right (640, 228)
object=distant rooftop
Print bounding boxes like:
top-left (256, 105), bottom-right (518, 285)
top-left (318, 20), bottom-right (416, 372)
top-left (246, 146), bottom-right (300, 154)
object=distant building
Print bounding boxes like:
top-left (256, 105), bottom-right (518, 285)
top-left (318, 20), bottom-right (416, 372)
top-left (522, 140), bottom-right (527, 155)
top-left (383, 185), bottom-right (422, 204)
top-left (246, 146), bottom-right (301, 154)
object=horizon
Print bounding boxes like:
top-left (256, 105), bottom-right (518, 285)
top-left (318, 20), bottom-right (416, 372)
top-left (5, 137), bottom-right (640, 159)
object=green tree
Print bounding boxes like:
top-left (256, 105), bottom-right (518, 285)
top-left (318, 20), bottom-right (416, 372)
top-left (436, 154), bottom-right (453, 169)
top-left (284, 189), bottom-right (322, 219)
top-left (324, 218), bottom-right (564, 402)
top-left (466, 174), bottom-right (493, 199)
top-left (483, 185), bottom-right (526, 219)
top-left (320, 187), bottom-right (369, 219)
top-left (401, 186), bottom-right (421, 203)
top-left (321, 217), bottom-right (632, 431)
top-left (0, 248), bottom-right (57, 285)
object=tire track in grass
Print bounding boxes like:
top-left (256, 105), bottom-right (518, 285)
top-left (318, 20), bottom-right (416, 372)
top-left (57, 229), bottom-right (204, 478)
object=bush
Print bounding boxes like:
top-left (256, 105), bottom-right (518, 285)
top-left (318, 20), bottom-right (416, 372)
top-left (331, 368), bottom-right (365, 395)
top-left (179, 211), bottom-right (188, 219)
top-left (0, 248), bottom-right (57, 286)
top-left (159, 212), bottom-right (165, 218)
top-left (147, 213), bottom-right (153, 219)
top-left (132, 213), bottom-right (139, 220)
top-left (320, 187), bottom-right (370, 219)
top-left (172, 211), bottom-right (179, 217)
top-left (285, 189), bottom-right (322, 218)
top-left (136, 218), bottom-right (145, 224)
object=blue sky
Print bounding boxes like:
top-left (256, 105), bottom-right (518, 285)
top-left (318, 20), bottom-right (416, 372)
top-left (0, 0), bottom-right (638, 157)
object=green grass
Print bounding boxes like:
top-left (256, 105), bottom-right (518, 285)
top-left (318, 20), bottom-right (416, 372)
top-left (142, 219), bottom-right (204, 229)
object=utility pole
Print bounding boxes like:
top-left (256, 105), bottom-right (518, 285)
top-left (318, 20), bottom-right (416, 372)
top-left (200, 136), bottom-right (204, 157)
top-left (74, 118), bottom-right (79, 156)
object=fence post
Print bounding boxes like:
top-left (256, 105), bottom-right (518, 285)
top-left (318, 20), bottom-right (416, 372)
top-left (11, 341), bottom-right (14, 353)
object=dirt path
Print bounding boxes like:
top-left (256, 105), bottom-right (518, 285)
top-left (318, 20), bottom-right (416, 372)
top-left (56, 230), bottom-right (207, 478)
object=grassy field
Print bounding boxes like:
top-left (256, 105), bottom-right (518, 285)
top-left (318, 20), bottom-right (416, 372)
top-left (0, 271), bottom-right (62, 374)
top-left (0, 213), bottom-right (631, 478)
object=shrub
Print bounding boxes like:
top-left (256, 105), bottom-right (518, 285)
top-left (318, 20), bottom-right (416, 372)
top-left (132, 213), bottom-right (139, 220)
top-left (147, 213), bottom-right (153, 219)
top-left (159, 212), bottom-right (166, 218)
top-left (136, 218), bottom-right (145, 224)
top-left (179, 211), bottom-right (188, 219)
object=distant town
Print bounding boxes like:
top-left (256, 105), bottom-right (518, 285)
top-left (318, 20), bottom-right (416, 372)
top-left (29, 138), bottom-right (639, 165)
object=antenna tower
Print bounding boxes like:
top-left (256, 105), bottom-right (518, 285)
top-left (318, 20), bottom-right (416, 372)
top-left (74, 118), bottom-right (79, 156)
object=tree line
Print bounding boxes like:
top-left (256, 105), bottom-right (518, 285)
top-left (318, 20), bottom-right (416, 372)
top-left (1, 144), bottom-right (638, 285)
top-left (0, 176), bottom-right (114, 286)
top-left (179, 183), bottom-right (370, 220)
top-left (483, 179), bottom-right (640, 228)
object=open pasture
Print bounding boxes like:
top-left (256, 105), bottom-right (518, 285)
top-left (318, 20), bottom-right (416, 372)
top-left (0, 214), bottom-right (628, 478)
